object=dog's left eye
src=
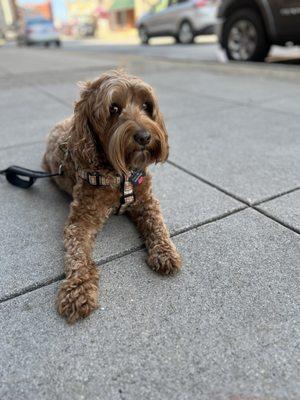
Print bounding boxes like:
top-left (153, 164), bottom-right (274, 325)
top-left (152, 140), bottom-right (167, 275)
top-left (142, 102), bottom-right (153, 115)
top-left (109, 103), bottom-right (121, 116)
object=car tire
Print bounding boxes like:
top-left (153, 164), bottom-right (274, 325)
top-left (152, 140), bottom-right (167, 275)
top-left (139, 26), bottom-right (149, 45)
top-left (177, 21), bottom-right (194, 44)
top-left (223, 8), bottom-right (270, 61)
top-left (55, 40), bottom-right (61, 47)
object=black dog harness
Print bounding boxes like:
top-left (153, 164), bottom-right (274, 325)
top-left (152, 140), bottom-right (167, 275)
top-left (0, 164), bottom-right (144, 215)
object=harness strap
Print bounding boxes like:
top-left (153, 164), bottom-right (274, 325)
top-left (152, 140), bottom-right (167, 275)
top-left (77, 167), bottom-right (122, 187)
top-left (0, 164), bottom-right (144, 214)
top-left (116, 175), bottom-right (135, 215)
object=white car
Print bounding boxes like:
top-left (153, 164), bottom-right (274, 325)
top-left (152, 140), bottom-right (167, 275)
top-left (137, 0), bottom-right (218, 44)
top-left (18, 18), bottom-right (61, 47)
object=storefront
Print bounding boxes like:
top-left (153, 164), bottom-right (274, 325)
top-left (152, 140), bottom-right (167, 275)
top-left (109, 0), bottom-right (134, 30)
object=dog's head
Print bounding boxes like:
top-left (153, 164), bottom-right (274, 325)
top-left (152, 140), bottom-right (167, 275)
top-left (70, 70), bottom-right (169, 174)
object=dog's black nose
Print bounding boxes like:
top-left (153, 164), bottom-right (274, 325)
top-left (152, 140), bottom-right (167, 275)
top-left (134, 130), bottom-right (151, 146)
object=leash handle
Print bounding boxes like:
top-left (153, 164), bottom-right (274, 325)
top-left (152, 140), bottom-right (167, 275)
top-left (0, 165), bottom-right (62, 189)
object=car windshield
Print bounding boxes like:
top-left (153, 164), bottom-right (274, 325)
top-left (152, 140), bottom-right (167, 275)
top-left (27, 18), bottom-right (52, 26)
top-left (152, 0), bottom-right (168, 13)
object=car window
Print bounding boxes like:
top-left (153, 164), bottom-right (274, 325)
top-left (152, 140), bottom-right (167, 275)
top-left (169, 0), bottom-right (188, 5)
top-left (153, 0), bottom-right (169, 12)
top-left (27, 18), bottom-right (51, 26)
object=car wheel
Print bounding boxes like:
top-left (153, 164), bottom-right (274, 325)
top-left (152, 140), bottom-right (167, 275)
top-left (223, 8), bottom-right (270, 61)
top-left (139, 26), bottom-right (149, 45)
top-left (44, 42), bottom-right (50, 47)
top-left (55, 40), bottom-right (61, 47)
top-left (177, 21), bottom-right (194, 44)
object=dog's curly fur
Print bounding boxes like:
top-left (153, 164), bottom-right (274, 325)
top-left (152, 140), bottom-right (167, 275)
top-left (42, 70), bottom-right (182, 323)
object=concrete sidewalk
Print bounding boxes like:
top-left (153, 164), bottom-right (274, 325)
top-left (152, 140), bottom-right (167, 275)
top-left (0, 47), bottom-right (299, 400)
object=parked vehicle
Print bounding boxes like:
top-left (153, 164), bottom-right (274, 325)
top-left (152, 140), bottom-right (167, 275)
top-left (217, 0), bottom-right (300, 61)
top-left (137, 0), bottom-right (218, 44)
top-left (17, 18), bottom-right (61, 47)
top-left (75, 16), bottom-right (97, 38)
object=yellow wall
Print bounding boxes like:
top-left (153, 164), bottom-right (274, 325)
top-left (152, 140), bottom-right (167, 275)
top-left (65, 0), bottom-right (161, 23)
top-left (66, 0), bottom-right (98, 18)
top-left (135, 0), bottom-right (157, 18)
top-left (1, 0), bottom-right (15, 25)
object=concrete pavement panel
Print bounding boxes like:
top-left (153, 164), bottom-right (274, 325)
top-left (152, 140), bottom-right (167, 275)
top-left (166, 104), bottom-right (300, 204)
top-left (257, 189), bottom-right (300, 232)
top-left (144, 68), bottom-right (300, 106)
top-left (0, 48), bottom-right (116, 76)
top-left (0, 209), bottom-right (299, 400)
top-left (260, 94), bottom-right (300, 117)
top-left (36, 78), bottom-right (231, 122)
top-left (0, 87), bottom-right (71, 148)
top-left (156, 85), bottom-right (230, 121)
top-left (0, 143), bottom-right (242, 300)
top-left (37, 83), bottom-right (80, 108)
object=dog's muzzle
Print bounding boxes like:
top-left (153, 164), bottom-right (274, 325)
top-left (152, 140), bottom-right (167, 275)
top-left (133, 130), bottom-right (151, 146)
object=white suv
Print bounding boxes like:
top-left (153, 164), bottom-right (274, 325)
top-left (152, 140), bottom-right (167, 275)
top-left (137, 0), bottom-right (218, 44)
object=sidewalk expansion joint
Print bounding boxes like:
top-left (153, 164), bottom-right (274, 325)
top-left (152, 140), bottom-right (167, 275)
top-left (253, 206), bottom-right (300, 235)
top-left (252, 186), bottom-right (300, 206)
top-left (168, 160), bottom-right (300, 236)
top-left (167, 160), bottom-right (249, 206)
top-left (163, 82), bottom-right (300, 120)
top-left (0, 206), bottom-right (247, 305)
top-left (0, 139), bottom-right (44, 153)
top-left (34, 86), bottom-right (71, 109)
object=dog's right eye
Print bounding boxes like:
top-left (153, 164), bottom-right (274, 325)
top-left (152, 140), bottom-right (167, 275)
top-left (109, 103), bottom-right (121, 116)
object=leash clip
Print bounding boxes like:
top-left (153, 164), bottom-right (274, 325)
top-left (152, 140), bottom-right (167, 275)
top-left (58, 164), bottom-right (64, 176)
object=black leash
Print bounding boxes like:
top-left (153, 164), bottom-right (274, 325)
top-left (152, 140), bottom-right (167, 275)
top-left (0, 165), bottom-right (63, 189)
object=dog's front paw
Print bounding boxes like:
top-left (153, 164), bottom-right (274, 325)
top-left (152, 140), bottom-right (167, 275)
top-left (147, 243), bottom-right (182, 275)
top-left (57, 277), bottom-right (99, 324)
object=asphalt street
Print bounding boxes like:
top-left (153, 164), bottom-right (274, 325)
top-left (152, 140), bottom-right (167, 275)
top-left (62, 36), bottom-right (300, 64)
top-left (0, 45), bottom-right (299, 400)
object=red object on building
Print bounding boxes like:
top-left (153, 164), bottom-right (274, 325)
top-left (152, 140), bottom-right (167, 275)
top-left (23, 1), bottom-right (53, 20)
top-left (95, 7), bottom-right (109, 19)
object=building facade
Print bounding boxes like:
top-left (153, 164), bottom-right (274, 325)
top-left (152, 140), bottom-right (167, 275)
top-left (64, 0), bottom-right (157, 34)
top-left (109, 0), bottom-right (156, 30)
top-left (0, 0), bottom-right (18, 28)
top-left (20, 1), bottom-right (53, 20)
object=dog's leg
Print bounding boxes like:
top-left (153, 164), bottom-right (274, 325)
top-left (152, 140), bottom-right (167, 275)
top-left (129, 196), bottom-right (181, 275)
top-left (57, 188), bottom-right (110, 323)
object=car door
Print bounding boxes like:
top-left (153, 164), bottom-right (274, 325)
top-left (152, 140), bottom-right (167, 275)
top-left (164, 0), bottom-right (191, 34)
top-left (269, 0), bottom-right (300, 38)
top-left (145, 0), bottom-right (171, 35)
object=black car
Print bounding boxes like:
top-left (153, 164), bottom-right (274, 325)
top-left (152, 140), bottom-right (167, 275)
top-left (217, 0), bottom-right (300, 61)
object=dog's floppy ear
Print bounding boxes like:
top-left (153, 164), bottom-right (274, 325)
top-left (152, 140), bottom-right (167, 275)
top-left (69, 73), bottom-right (119, 168)
top-left (68, 80), bottom-right (102, 169)
top-left (69, 74), bottom-right (113, 167)
top-left (152, 95), bottom-right (169, 163)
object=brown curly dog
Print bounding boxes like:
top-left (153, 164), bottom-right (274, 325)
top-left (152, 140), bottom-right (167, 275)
top-left (42, 70), bottom-right (182, 323)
